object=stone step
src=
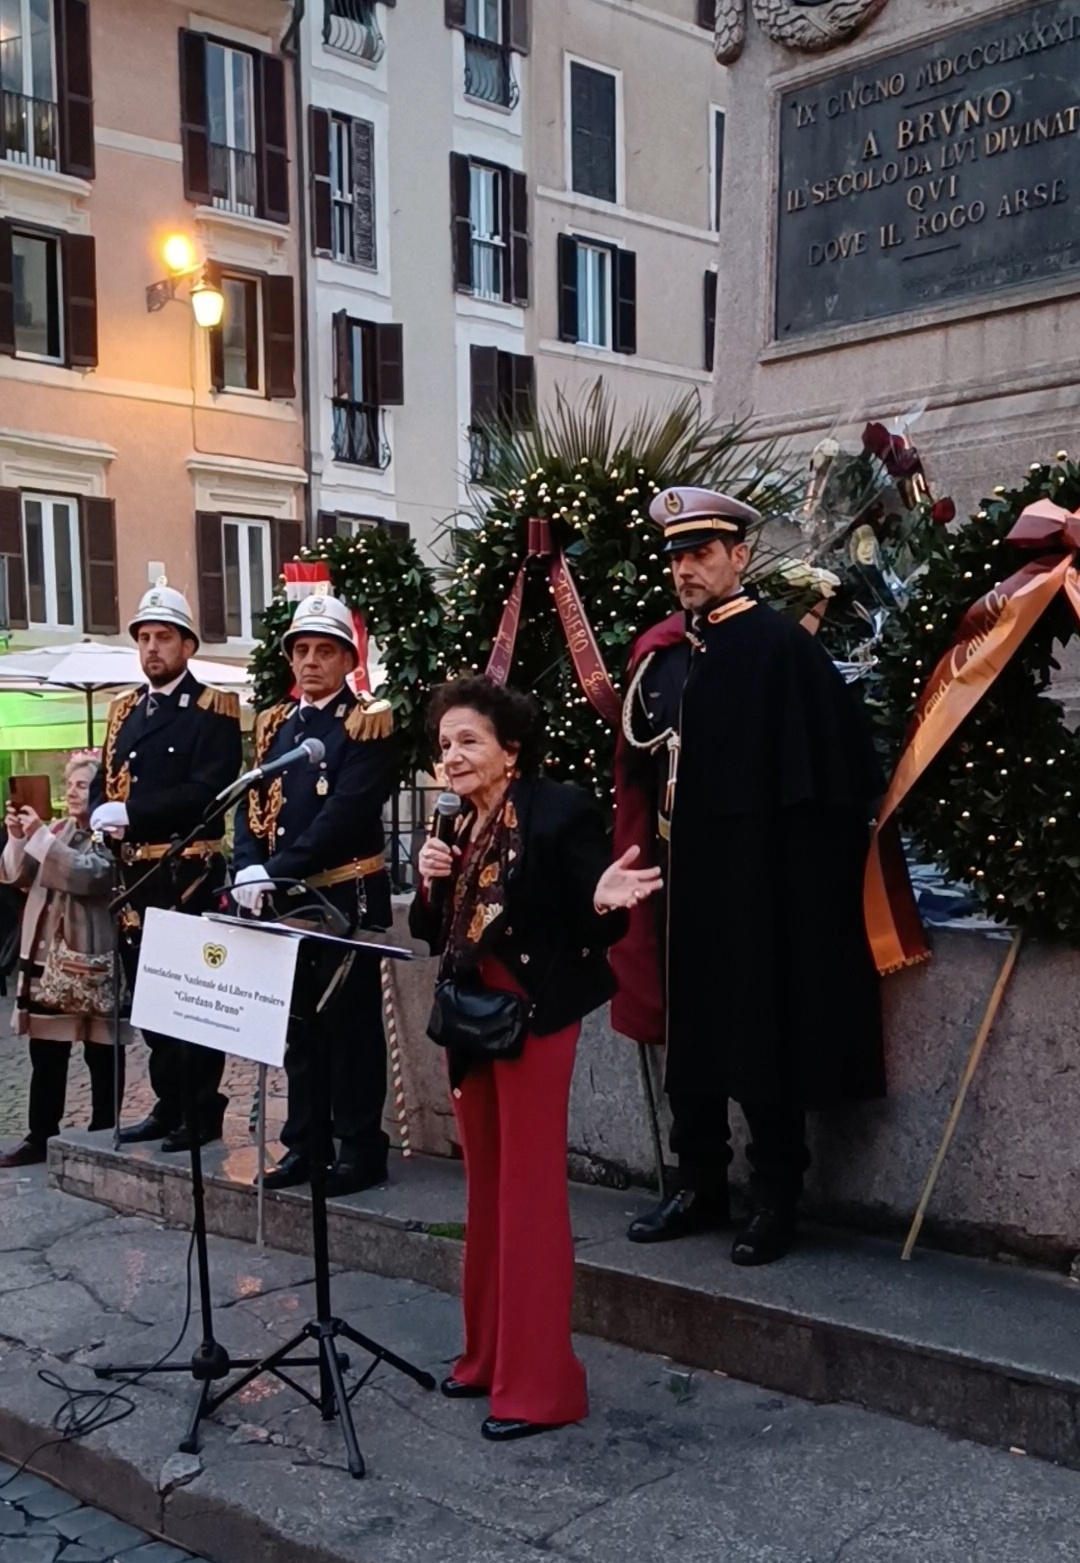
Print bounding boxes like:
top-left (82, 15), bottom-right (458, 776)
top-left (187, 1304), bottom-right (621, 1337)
top-left (49, 1130), bottom-right (1080, 1470)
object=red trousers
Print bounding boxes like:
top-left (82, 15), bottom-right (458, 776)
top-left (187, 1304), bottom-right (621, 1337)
top-left (451, 996), bottom-right (587, 1425)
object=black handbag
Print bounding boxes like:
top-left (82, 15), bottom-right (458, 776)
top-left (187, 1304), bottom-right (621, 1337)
top-left (426, 974), bottom-right (532, 1062)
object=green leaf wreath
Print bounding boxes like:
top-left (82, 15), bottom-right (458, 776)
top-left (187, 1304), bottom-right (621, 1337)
top-left (249, 528), bottom-right (446, 777)
top-left (871, 454), bottom-right (1080, 942)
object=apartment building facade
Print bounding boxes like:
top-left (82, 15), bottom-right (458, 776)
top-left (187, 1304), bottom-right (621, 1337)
top-left (0, 0), bottom-right (304, 656)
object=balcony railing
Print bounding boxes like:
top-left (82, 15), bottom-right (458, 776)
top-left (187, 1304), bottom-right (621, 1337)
top-left (210, 142), bottom-right (258, 216)
top-left (332, 400), bottom-right (390, 469)
top-left (463, 36), bottom-right (518, 110)
top-left (468, 426), bottom-right (492, 483)
top-left (324, 0), bottom-right (385, 61)
top-left (0, 90), bottom-right (58, 169)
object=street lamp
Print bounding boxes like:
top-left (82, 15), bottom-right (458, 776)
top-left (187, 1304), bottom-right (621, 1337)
top-left (146, 233), bottom-right (225, 329)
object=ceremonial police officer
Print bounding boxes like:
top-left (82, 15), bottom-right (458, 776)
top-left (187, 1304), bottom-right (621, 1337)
top-left (232, 593), bottom-right (398, 1196)
top-left (89, 582), bottom-right (242, 1152)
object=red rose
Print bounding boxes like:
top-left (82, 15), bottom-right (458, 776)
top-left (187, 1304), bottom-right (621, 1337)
top-left (862, 421), bottom-right (923, 480)
top-left (931, 497), bottom-right (956, 525)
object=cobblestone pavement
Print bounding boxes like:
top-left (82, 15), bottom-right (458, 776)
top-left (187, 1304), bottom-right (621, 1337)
top-left (0, 999), bottom-right (287, 1147)
top-left (0, 1465), bottom-right (208, 1562)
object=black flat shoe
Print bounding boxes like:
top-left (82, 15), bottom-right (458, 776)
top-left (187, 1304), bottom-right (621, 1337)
top-left (260, 1151), bottom-right (310, 1190)
top-left (481, 1417), bottom-right (563, 1442)
top-left (627, 1188), bottom-right (730, 1244)
top-left (324, 1161), bottom-right (388, 1199)
top-left (731, 1208), bottom-right (797, 1267)
top-left (441, 1378), bottom-right (489, 1400)
top-left (117, 1115), bottom-right (176, 1145)
top-left (160, 1122), bottom-right (224, 1154)
top-left (0, 1139), bottom-right (47, 1168)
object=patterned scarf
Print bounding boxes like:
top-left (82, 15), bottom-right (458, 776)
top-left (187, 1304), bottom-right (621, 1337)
top-left (442, 787), bottom-right (522, 969)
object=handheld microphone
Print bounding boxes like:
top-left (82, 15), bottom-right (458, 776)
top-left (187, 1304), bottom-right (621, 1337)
top-left (428, 792), bottom-right (462, 917)
top-left (218, 737), bottom-right (326, 801)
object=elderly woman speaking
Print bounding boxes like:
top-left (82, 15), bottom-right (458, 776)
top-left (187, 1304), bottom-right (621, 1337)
top-left (411, 677), bottom-right (660, 1443)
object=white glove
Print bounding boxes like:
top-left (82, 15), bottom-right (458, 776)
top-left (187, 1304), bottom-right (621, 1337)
top-left (90, 802), bottom-right (129, 837)
top-left (232, 864), bottom-right (274, 913)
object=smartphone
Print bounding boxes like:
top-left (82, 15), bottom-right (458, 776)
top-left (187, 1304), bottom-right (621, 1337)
top-left (8, 774), bottom-right (54, 821)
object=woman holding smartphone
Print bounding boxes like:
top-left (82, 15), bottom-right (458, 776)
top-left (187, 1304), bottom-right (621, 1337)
top-left (0, 754), bottom-right (121, 1168)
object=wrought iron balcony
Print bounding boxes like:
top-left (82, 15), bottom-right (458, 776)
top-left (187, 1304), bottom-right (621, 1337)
top-left (333, 400), bottom-right (390, 469)
top-left (463, 36), bottom-right (518, 110)
top-left (210, 142), bottom-right (258, 216)
top-left (0, 90), bottom-right (57, 169)
top-left (324, 0), bottom-right (385, 62)
top-left (468, 426), bottom-right (492, 483)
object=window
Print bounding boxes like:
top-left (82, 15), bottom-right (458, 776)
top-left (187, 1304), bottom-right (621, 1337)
top-left (0, 0), bottom-right (55, 166)
top-left (207, 268), bottom-right (296, 400)
top-left (445, 0), bottom-right (528, 111)
top-left (569, 62), bottom-right (617, 203)
top-left (449, 153), bottom-right (528, 304)
top-left (331, 311), bottom-right (404, 469)
top-left (696, 0), bottom-right (716, 25)
top-left (317, 510), bottom-right (410, 543)
top-left (0, 220), bottom-right (98, 367)
top-left (324, 0), bottom-right (385, 63)
top-left (311, 108), bottom-right (376, 267)
top-left (711, 107), bottom-right (725, 232)
top-left (180, 31), bottom-right (288, 224)
top-left (22, 492), bottom-right (80, 628)
top-left (557, 233), bottom-right (636, 354)
top-left (469, 345), bottom-right (533, 479)
top-left (704, 269), bottom-right (717, 371)
top-left (222, 516), bottom-right (271, 640)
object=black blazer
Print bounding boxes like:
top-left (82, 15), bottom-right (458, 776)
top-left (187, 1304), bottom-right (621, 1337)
top-left (409, 776), bottom-right (629, 1037)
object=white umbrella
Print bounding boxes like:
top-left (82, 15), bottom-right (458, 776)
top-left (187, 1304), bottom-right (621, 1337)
top-left (0, 640), bottom-right (251, 744)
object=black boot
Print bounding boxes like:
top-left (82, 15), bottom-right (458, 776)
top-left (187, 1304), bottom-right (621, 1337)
top-left (116, 1114), bottom-right (177, 1145)
top-left (325, 1155), bottom-right (388, 1199)
top-left (260, 1150), bottom-right (311, 1190)
top-left (731, 1207), bottom-right (797, 1266)
top-left (627, 1188), bottom-right (730, 1244)
top-left (160, 1118), bottom-right (225, 1154)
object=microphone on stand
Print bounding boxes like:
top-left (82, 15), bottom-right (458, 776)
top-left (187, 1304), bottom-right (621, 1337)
top-left (217, 737), bottom-right (326, 801)
top-left (428, 792), bottom-right (462, 919)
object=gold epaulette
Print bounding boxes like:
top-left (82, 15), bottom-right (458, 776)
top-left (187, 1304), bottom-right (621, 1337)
top-left (345, 694), bottom-right (394, 742)
top-left (253, 702), bottom-right (293, 764)
top-left (198, 687), bottom-right (241, 720)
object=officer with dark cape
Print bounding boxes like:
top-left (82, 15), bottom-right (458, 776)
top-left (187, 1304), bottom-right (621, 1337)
top-left (611, 486), bottom-right (885, 1265)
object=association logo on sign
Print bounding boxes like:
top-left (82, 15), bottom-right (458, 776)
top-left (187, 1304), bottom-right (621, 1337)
top-left (202, 943), bottom-right (227, 970)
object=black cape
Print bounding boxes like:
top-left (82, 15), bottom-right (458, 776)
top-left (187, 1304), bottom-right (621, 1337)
top-left (661, 598), bottom-right (886, 1110)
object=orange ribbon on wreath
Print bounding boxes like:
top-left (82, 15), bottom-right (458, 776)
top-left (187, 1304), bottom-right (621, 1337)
top-left (486, 517), bottom-right (622, 725)
top-left (865, 499), bottom-right (1080, 973)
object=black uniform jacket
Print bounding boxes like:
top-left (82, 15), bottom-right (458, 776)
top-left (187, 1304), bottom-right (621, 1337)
top-left (233, 687), bottom-right (397, 930)
top-left (409, 775), bottom-right (629, 1038)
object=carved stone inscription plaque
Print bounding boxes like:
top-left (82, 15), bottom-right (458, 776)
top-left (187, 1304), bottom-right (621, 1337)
top-left (775, 0), bottom-right (1080, 338)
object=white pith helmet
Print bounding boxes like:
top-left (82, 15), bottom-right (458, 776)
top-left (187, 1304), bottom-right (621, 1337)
top-left (128, 578), bottom-right (199, 649)
top-left (283, 593), bottom-right (358, 663)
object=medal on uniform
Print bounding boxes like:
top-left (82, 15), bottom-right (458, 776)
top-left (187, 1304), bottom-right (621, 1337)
top-left (316, 776), bottom-right (329, 796)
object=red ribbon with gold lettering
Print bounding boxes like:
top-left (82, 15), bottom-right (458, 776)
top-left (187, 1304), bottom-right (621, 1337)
top-left (486, 518), bottom-right (622, 725)
top-left (865, 499), bottom-right (1080, 973)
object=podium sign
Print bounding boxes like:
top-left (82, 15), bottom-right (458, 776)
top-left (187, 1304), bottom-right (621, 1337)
top-left (131, 908), bottom-right (299, 1067)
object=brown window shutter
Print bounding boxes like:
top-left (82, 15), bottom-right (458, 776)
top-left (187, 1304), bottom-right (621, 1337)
top-left (511, 354), bottom-right (535, 427)
top-left (697, 0), bottom-right (716, 25)
top-left (704, 270), bottom-right (718, 371)
top-left (310, 106), bottom-right (333, 257)
top-left (195, 511), bottom-right (226, 642)
top-left (316, 510), bottom-right (339, 540)
top-left (257, 52), bottom-right (290, 225)
top-left (0, 488), bottom-right (26, 629)
top-left (79, 497), bottom-right (119, 634)
top-left (0, 222), bottom-right (14, 358)
top-left (374, 323), bottom-right (404, 406)
top-left (179, 29), bottom-right (211, 205)
top-left (352, 119), bottom-right (376, 269)
top-left (204, 259), bottom-right (224, 390)
top-left (56, 0), bottom-right (95, 180)
top-left (613, 247), bottom-right (637, 356)
top-left (450, 153), bottom-right (473, 293)
top-left (263, 275), bottom-right (296, 399)
top-left (333, 310), bottom-right (350, 398)
top-left (444, 0), bottom-right (467, 28)
top-left (508, 170), bottom-right (529, 305)
top-left (557, 235), bottom-right (578, 343)
top-left (505, 0), bottom-right (530, 55)
top-left (272, 518), bottom-right (303, 582)
top-left (470, 345), bottom-right (498, 425)
top-left (62, 234), bottom-right (98, 368)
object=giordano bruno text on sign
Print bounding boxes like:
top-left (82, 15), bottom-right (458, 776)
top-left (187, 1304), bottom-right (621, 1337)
top-left (774, 1), bottom-right (1080, 336)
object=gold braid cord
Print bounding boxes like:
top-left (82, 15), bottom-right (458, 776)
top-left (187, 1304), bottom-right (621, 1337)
top-left (103, 690), bottom-right (140, 802)
top-left (381, 958), bottom-right (411, 1158)
top-left (247, 703), bottom-right (293, 841)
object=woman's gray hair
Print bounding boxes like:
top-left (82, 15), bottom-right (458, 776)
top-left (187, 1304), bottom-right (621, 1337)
top-left (64, 753), bottom-right (100, 783)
